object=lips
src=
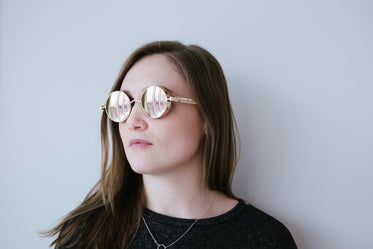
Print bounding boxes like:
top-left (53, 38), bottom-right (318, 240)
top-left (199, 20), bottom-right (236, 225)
top-left (129, 139), bottom-right (153, 149)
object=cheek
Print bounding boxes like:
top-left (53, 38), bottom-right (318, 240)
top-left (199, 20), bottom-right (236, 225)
top-left (162, 115), bottom-right (205, 149)
top-left (118, 123), bottom-right (127, 145)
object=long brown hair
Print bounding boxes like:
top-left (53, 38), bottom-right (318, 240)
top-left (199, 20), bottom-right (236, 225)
top-left (45, 41), bottom-right (238, 249)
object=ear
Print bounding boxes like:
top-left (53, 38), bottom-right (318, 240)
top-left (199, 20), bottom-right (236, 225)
top-left (203, 121), bottom-right (208, 135)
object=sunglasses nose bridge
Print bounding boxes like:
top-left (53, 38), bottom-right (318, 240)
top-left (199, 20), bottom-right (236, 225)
top-left (129, 99), bottom-right (140, 105)
top-left (126, 99), bottom-right (146, 120)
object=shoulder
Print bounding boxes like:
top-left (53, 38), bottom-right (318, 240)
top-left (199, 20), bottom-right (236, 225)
top-left (230, 200), bottom-right (297, 248)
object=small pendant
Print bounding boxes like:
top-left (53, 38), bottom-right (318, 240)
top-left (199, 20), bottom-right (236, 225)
top-left (157, 244), bottom-right (167, 249)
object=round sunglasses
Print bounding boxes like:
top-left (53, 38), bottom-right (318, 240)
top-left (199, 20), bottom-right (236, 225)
top-left (101, 86), bottom-right (197, 122)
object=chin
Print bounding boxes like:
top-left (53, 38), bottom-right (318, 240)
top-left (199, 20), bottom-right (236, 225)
top-left (130, 167), bottom-right (148, 175)
top-left (129, 162), bottom-right (158, 175)
top-left (129, 162), bottom-right (171, 176)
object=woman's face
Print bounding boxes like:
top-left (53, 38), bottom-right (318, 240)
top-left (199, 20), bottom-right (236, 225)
top-left (119, 54), bottom-right (205, 176)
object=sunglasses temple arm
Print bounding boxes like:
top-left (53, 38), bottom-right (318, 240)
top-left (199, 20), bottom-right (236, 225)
top-left (169, 97), bottom-right (197, 105)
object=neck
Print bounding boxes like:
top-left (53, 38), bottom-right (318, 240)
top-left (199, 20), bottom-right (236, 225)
top-left (142, 171), bottom-right (217, 219)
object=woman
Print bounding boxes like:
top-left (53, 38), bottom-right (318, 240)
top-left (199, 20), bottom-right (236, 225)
top-left (46, 41), bottom-right (297, 249)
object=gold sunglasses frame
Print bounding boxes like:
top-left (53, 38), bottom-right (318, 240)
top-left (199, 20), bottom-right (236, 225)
top-left (101, 85), bottom-right (197, 122)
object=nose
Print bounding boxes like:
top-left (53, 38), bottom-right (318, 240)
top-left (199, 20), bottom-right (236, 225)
top-left (124, 100), bottom-right (148, 130)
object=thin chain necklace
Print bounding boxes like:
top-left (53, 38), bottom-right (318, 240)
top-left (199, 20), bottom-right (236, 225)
top-left (142, 193), bottom-right (217, 249)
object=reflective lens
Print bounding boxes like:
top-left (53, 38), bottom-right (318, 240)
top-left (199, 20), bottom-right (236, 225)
top-left (105, 91), bottom-right (131, 122)
top-left (141, 86), bottom-right (170, 118)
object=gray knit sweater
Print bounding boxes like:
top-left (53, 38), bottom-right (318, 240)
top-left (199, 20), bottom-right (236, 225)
top-left (58, 200), bottom-right (297, 249)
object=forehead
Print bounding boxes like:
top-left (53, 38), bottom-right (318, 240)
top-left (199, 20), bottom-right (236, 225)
top-left (120, 54), bottom-right (190, 96)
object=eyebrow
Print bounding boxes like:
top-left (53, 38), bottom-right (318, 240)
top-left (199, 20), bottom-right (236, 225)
top-left (121, 85), bottom-right (177, 96)
top-left (121, 89), bottom-right (133, 99)
top-left (156, 85), bottom-right (176, 95)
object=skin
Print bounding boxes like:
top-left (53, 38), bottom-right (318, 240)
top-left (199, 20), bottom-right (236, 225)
top-left (119, 54), bottom-right (237, 219)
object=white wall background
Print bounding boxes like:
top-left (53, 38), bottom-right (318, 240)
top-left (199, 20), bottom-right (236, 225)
top-left (1, 0), bottom-right (372, 248)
